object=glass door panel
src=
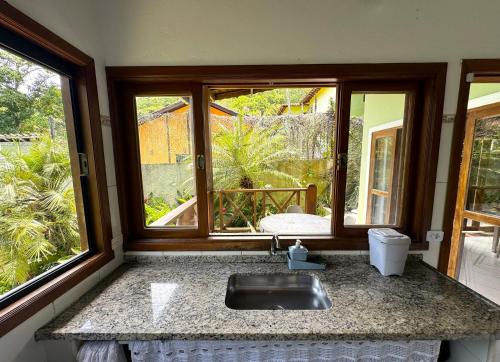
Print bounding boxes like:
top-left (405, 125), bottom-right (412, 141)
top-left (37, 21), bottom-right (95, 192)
top-left (370, 194), bottom-right (387, 225)
top-left (449, 94), bottom-right (500, 283)
top-left (366, 128), bottom-right (401, 224)
top-left (465, 117), bottom-right (500, 216)
top-left (457, 217), bottom-right (499, 303)
top-left (373, 136), bottom-right (394, 191)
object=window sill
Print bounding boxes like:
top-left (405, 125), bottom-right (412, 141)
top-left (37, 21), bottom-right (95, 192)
top-left (124, 236), bottom-right (429, 252)
top-left (0, 250), bottom-right (114, 337)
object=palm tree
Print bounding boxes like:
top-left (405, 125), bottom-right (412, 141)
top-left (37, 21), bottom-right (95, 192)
top-left (211, 116), bottom-right (299, 190)
top-left (0, 136), bottom-right (80, 293)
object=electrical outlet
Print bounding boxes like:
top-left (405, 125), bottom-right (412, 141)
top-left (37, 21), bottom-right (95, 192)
top-left (426, 230), bottom-right (444, 243)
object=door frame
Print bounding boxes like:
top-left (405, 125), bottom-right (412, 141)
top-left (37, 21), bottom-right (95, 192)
top-left (439, 59), bottom-right (500, 275)
top-left (448, 102), bottom-right (500, 277)
top-left (366, 126), bottom-right (402, 225)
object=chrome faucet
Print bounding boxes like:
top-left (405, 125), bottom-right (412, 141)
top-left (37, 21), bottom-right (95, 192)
top-left (270, 234), bottom-right (281, 256)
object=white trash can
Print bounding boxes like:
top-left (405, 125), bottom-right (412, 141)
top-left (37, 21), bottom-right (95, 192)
top-left (368, 228), bottom-right (411, 276)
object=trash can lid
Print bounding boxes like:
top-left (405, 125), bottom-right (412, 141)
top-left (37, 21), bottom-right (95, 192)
top-left (368, 228), bottom-right (410, 244)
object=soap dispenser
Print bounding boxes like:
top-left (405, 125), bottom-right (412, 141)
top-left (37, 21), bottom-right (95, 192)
top-left (287, 240), bottom-right (326, 270)
top-left (288, 240), bottom-right (308, 261)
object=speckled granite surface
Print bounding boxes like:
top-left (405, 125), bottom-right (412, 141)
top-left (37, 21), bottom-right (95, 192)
top-left (35, 255), bottom-right (500, 341)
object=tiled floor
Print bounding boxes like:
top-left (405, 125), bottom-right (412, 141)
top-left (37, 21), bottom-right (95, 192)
top-left (458, 235), bottom-right (500, 305)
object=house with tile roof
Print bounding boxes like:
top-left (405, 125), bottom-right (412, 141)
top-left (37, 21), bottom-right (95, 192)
top-left (138, 100), bottom-right (236, 165)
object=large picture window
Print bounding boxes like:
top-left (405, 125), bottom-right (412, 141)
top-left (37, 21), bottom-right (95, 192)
top-left (0, 2), bottom-right (112, 336)
top-left (0, 40), bottom-right (99, 311)
top-left (107, 64), bottom-right (446, 250)
top-left (0, 45), bottom-right (91, 305)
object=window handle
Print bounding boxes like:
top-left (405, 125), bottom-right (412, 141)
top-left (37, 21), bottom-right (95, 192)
top-left (78, 153), bottom-right (89, 176)
top-left (336, 153), bottom-right (348, 170)
top-left (196, 154), bottom-right (205, 170)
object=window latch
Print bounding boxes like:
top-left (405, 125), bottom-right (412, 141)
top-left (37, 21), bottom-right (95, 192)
top-left (336, 153), bottom-right (348, 170)
top-left (196, 154), bottom-right (205, 170)
top-left (78, 153), bottom-right (89, 176)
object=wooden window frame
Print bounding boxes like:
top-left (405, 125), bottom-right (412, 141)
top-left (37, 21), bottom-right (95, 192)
top-left (334, 82), bottom-right (420, 238)
top-left (439, 60), bottom-right (500, 274)
top-left (107, 63), bottom-right (446, 252)
top-left (0, 3), bottom-right (113, 336)
top-left (116, 82), bottom-right (209, 239)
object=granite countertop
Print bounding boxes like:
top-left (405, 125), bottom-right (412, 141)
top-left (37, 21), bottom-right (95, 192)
top-left (35, 255), bottom-right (500, 341)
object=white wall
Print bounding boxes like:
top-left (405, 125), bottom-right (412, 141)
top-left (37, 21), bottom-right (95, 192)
top-left (95, 0), bottom-right (500, 114)
top-left (0, 248), bottom-right (123, 362)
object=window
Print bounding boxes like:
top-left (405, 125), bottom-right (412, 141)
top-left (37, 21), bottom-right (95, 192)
top-left (0, 45), bottom-right (93, 306)
top-left (108, 64), bottom-right (446, 250)
top-left (208, 87), bottom-right (336, 235)
top-left (112, 83), bottom-right (209, 240)
top-left (0, 2), bottom-right (112, 336)
top-left (135, 95), bottom-right (198, 229)
top-left (341, 90), bottom-right (410, 228)
top-left (332, 83), bottom-right (420, 239)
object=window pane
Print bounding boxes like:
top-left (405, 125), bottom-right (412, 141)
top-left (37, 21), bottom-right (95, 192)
top-left (209, 87), bottom-right (336, 235)
top-left (135, 96), bottom-right (198, 228)
top-left (373, 136), bottom-right (393, 191)
top-left (370, 194), bottom-right (387, 225)
top-left (344, 93), bottom-right (406, 226)
top-left (465, 117), bottom-right (500, 216)
top-left (0, 47), bottom-right (87, 298)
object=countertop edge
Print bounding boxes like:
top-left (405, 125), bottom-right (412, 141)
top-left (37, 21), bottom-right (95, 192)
top-left (35, 331), bottom-right (499, 342)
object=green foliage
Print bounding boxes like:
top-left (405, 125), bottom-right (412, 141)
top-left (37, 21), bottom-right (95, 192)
top-left (218, 88), bottom-right (310, 116)
top-left (211, 116), bottom-right (299, 190)
top-left (21, 86), bottom-right (65, 133)
top-left (345, 117), bottom-right (364, 211)
top-left (211, 114), bottom-right (304, 229)
top-left (174, 188), bottom-right (193, 206)
top-left (0, 48), bottom-right (64, 134)
top-left (468, 118), bottom-right (500, 212)
top-left (135, 96), bottom-right (181, 118)
top-left (144, 194), bottom-right (172, 226)
top-left (0, 136), bottom-right (81, 294)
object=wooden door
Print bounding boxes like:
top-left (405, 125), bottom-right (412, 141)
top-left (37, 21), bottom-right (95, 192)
top-left (448, 102), bottom-right (500, 277)
top-left (366, 127), bottom-right (402, 224)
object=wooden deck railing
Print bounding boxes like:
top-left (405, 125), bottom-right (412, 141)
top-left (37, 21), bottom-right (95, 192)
top-left (148, 184), bottom-right (318, 230)
top-left (214, 184), bottom-right (317, 232)
top-left (149, 196), bottom-right (197, 227)
top-left (465, 185), bottom-right (500, 231)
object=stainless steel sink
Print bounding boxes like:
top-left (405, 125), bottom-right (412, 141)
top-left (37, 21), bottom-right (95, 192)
top-left (225, 273), bottom-right (332, 310)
